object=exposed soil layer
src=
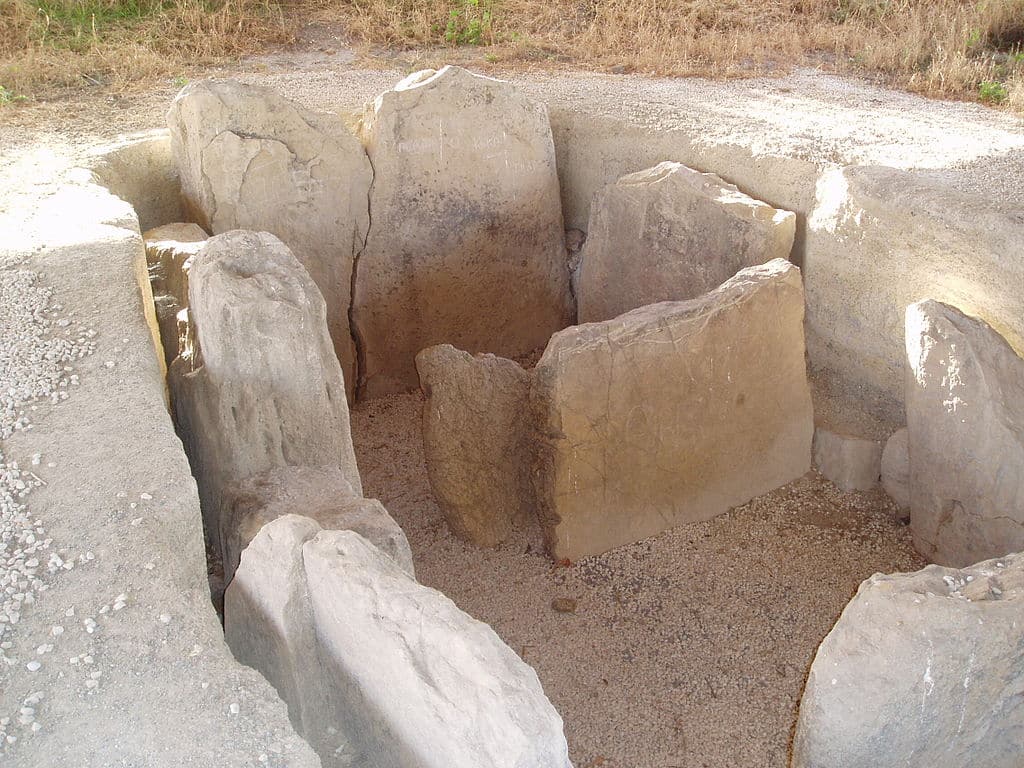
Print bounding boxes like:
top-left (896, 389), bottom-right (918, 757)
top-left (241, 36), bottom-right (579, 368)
top-left (351, 392), bottom-right (926, 768)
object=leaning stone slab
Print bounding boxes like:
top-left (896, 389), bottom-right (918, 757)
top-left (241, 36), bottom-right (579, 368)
top-left (577, 161), bottom-right (796, 323)
top-left (144, 223), bottom-right (207, 365)
top-left (354, 66), bottom-right (573, 397)
top-left (805, 165), bottom-right (1024, 418)
top-left (793, 552), bottom-right (1024, 768)
top-left (220, 465), bottom-right (413, 585)
top-left (533, 258), bottom-right (813, 560)
top-left (812, 427), bottom-right (882, 492)
top-left (168, 79), bottom-right (372, 398)
top-left (905, 300), bottom-right (1024, 566)
top-left (303, 529), bottom-right (573, 768)
top-left (416, 344), bottom-right (534, 547)
top-left (169, 231), bottom-right (361, 563)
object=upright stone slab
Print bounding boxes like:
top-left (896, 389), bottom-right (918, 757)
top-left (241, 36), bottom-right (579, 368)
top-left (533, 259), bottom-right (813, 560)
top-left (354, 66), bottom-right (573, 397)
top-left (793, 553), bottom-right (1024, 768)
top-left (303, 530), bottom-right (573, 768)
top-left (167, 79), bottom-right (372, 399)
top-left (415, 344), bottom-right (534, 547)
top-left (169, 231), bottom-right (362, 561)
top-left (144, 223), bottom-right (207, 365)
top-left (805, 165), bottom-right (1024, 416)
top-left (905, 300), bottom-right (1024, 566)
top-left (577, 161), bottom-right (796, 323)
top-left (220, 466), bottom-right (413, 586)
top-left (223, 515), bottom-right (346, 762)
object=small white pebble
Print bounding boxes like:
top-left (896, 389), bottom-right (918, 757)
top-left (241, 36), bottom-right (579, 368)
top-left (229, 703), bottom-right (240, 715)
top-left (140, 493), bottom-right (153, 501)
top-left (25, 661), bottom-right (40, 672)
top-left (159, 614), bottom-right (171, 624)
top-left (51, 626), bottom-right (63, 637)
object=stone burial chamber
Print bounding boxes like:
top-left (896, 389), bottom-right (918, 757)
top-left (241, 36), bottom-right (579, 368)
top-left (116, 63), bottom-right (1023, 768)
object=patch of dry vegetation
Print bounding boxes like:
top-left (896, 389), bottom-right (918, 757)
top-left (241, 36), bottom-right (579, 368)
top-left (2, 0), bottom-right (1023, 106)
top-left (0, 0), bottom-right (297, 97)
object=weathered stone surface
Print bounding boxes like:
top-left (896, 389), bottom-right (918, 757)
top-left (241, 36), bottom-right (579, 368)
top-left (221, 466), bottom-right (413, 585)
top-left (812, 427), bottom-right (882, 492)
top-left (169, 231), bottom-right (361, 564)
top-left (223, 515), bottom-right (342, 761)
top-left (905, 300), bottom-right (1024, 566)
top-left (415, 344), bottom-right (534, 547)
top-left (354, 66), bottom-right (573, 397)
top-left (793, 552), bottom-right (1024, 768)
top-left (144, 223), bottom-right (207, 365)
top-left (805, 165), bottom-right (1024, 418)
top-left (533, 258), bottom-right (813, 560)
top-left (303, 529), bottom-right (572, 768)
top-left (881, 427), bottom-right (910, 515)
top-left (168, 79), bottom-right (372, 397)
top-left (577, 161), bottom-right (796, 323)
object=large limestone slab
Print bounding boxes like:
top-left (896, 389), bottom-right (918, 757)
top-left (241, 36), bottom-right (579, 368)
top-left (793, 553), bottom-right (1024, 768)
top-left (169, 230), bottom-right (361, 562)
top-left (415, 344), bottom-right (534, 547)
top-left (223, 515), bottom-right (342, 761)
top-left (167, 79), bottom-right (372, 397)
top-left (354, 66), bottom-right (573, 397)
top-left (905, 300), bottom-right (1024, 566)
top-left (221, 465), bottom-right (413, 585)
top-left (577, 161), bottom-right (795, 323)
top-left (303, 529), bottom-right (572, 768)
top-left (144, 222), bottom-right (207, 365)
top-left (533, 258), bottom-right (813, 560)
top-left (881, 427), bottom-right (910, 515)
top-left (805, 165), bottom-right (1024, 418)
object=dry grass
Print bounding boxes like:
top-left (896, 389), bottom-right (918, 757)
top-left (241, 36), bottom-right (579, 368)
top-left (0, 0), bottom-right (297, 97)
top-left (2, 0), bottom-right (1023, 106)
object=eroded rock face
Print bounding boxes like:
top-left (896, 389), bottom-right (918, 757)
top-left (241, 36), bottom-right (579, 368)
top-left (226, 519), bottom-right (571, 768)
top-left (167, 79), bottom-right (372, 398)
top-left (169, 231), bottom-right (361, 562)
top-left (143, 223), bottom-right (208, 365)
top-left (805, 165), bottom-right (1024, 418)
top-left (881, 427), bottom-right (910, 516)
top-left (905, 300), bottom-right (1024, 566)
top-left (415, 344), bottom-right (534, 547)
top-left (577, 161), bottom-right (796, 323)
top-left (354, 66), bottom-right (573, 397)
top-left (303, 529), bottom-right (572, 768)
top-left (533, 259), bottom-right (813, 560)
top-left (793, 553), bottom-right (1024, 768)
top-left (812, 427), bottom-right (882, 492)
top-left (220, 466), bottom-right (413, 586)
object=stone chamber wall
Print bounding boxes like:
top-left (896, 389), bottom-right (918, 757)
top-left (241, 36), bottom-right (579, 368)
top-left (38, 65), bottom-right (1023, 767)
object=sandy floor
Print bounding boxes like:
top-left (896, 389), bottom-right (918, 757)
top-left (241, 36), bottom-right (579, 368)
top-left (351, 392), bottom-right (925, 768)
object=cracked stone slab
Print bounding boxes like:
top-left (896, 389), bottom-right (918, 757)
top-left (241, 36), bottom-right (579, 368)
top-left (793, 552), bottom-right (1024, 768)
top-left (577, 161), bottom-right (795, 323)
top-left (168, 79), bottom-right (372, 399)
top-left (812, 427), bottom-right (882, 493)
top-left (532, 258), bottom-right (813, 560)
top-left (905, 299), bottom-right (1024, 566)
top-left (415, 344), bottom-right (534, 547)
top-left (169, 230), bottom-right (361, 575)
top-left (353, 65), bottom-right (573, 397)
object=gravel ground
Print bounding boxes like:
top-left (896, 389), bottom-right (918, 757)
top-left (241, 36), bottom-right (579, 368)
top-left (351, 393), bottom-right (926, 768)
